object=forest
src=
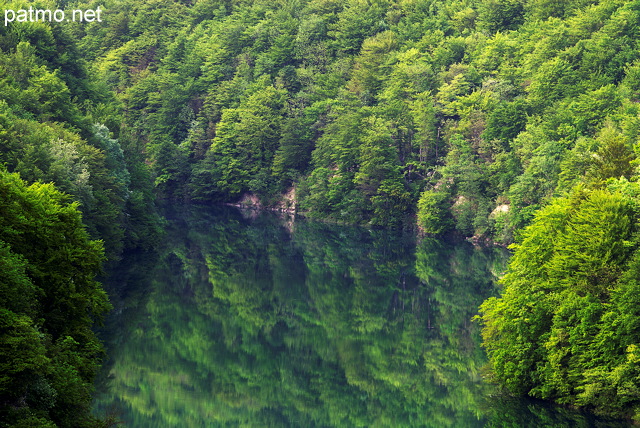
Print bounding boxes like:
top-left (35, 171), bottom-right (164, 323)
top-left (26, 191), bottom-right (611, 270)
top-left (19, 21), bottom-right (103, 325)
top-left (2, 0), bottom-right (640, 425)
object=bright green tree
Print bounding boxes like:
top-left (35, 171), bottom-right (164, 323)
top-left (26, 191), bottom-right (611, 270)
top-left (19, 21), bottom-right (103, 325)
top-left (479, 183), bottom-right (640, 419)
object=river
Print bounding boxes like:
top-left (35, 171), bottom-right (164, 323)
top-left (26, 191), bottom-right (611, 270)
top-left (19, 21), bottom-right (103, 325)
top-left (92, 204), bottom-right (632, 427)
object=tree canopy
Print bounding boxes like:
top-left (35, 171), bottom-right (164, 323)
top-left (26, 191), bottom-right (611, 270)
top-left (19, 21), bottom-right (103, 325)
top-left (57, 0), bottom-right (640, 239)
top-left (479, 181), bottom-right (640, 419)
top-left (3, 0), bottom-right (640, 423)
top-left (0, 169), bottom-right (111, 427)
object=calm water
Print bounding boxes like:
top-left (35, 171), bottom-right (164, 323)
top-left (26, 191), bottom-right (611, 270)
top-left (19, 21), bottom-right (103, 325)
top-left (93, 205), bottom-right (633, 427)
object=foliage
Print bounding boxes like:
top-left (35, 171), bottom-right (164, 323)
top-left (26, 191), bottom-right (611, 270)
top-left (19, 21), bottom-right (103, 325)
top-left (0, 170), bottom-right (110, 427)
top-left (417, 189), bottom-right (452, 235)
top-left (0, 14), bottom-right (164, 426)
top-left (67, 0), bottom-right (640, 238)
top-left (0, 9), bottom-right (162, 258)
top-left (479, 183), bottom-right (640, 419)
top-left (3, 0), bottom-right (640, 422)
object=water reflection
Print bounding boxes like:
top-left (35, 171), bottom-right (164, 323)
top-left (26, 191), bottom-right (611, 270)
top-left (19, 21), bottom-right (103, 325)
top-left (93, 205), bottom-right (631, 427)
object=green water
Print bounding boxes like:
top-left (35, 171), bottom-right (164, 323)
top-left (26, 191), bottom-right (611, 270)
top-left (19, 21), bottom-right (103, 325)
top-left (93, 205), bottom-right (632, 427)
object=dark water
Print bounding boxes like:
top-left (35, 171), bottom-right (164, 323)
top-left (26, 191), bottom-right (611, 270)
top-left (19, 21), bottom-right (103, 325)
top-left (93, 205), bottom-right (633, 427)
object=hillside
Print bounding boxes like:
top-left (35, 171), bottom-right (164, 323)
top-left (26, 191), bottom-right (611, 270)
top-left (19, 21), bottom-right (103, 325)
top-left (2, 0), bottom-right (640, 424)
top-left (72, 0), bottom-right (640, 241)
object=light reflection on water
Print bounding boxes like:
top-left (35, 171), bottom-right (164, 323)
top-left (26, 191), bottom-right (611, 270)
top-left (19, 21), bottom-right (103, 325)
top-left (93, 205), bottom-right (632, 428)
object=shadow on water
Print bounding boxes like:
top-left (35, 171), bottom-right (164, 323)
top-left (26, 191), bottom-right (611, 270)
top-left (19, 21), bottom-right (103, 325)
top-left (93, 204), bottom-right (633, 427)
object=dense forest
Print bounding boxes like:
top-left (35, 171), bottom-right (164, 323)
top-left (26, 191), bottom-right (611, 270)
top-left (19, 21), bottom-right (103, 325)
top-left (69, 0), bottom-right (640, 240)
top-left (0, 1), bottom-right (160, 425)
top-left (2, 0), bottom-right (640, 425)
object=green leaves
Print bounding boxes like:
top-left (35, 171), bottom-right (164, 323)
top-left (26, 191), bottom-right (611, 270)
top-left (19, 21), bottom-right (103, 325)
top-left (417, 190), bottom-right (451, 235)
top-left (193, 84), bottom-right (287, 200)
top-left (0, 170), bottom-right (110, 427)
top-left (479, 183), bottom-right (640, 419)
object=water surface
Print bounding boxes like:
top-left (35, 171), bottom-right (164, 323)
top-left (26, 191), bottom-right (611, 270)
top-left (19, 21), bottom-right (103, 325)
top-left (93, 205), bottom-right (632, 427)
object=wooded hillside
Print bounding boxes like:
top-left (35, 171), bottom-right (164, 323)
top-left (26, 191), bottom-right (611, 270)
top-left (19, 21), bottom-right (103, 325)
top-left (2, 0), bottom-right (640, 424)
top-left (73, 0), bottom-right (640, 241)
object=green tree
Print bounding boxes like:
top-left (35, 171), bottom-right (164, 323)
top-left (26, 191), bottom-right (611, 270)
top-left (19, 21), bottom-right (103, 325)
top-left (479, 184), bottom-right (640, 419)
top-left (193, 84), bottom-right (287, 201)
top-left (0, 170), bottom-right (110, 427)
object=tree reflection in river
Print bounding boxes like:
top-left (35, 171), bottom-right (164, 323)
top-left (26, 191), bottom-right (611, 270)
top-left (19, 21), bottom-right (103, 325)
top-left (93, 205), bottom-right (631, 427)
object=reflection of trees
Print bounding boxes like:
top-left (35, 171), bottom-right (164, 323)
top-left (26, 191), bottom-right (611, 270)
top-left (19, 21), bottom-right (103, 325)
top-left (484, 396), bottom-right (633, 428)
top-left (96, 206), bottom-right (620, 427)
